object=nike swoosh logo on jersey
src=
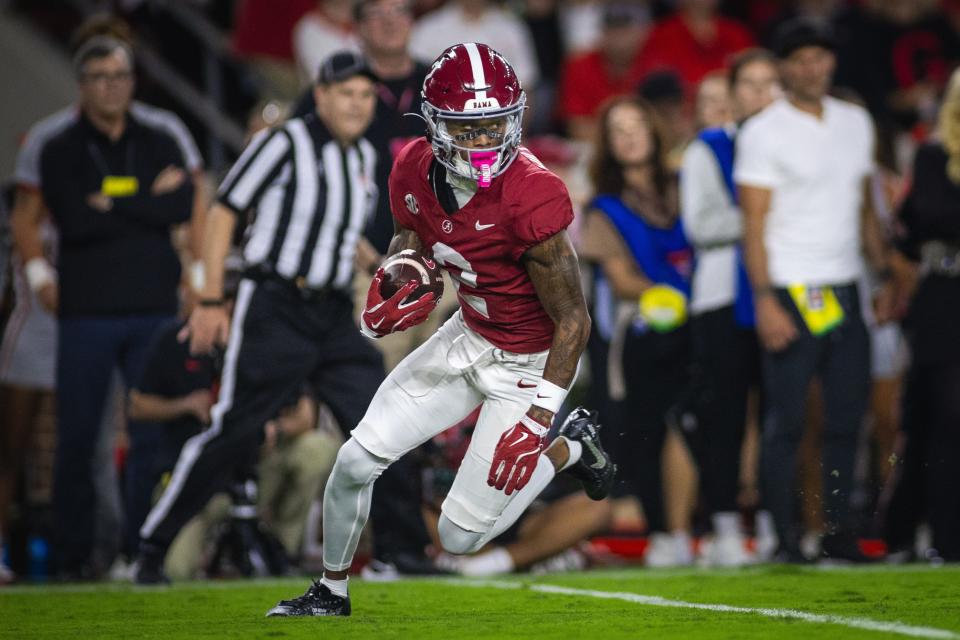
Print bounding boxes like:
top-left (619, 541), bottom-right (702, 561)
top-left (517, 380), bottom-right (536, 389)
top-left (475, 221), bottom-right (495, 231)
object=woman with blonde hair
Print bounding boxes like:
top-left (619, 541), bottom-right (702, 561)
top-left (883, 68), bottom-right (960, 561)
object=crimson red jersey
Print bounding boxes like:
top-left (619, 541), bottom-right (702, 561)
top-left (389, 138), bottom-right (574, 353)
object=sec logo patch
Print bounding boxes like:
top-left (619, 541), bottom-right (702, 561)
top-left (441, 219), bottom-right (454, 234)
top-left (404, 193), bottom-right (419, 215)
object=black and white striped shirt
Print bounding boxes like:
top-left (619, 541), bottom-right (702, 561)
top-left (217, 113), bottom-right (377, 291)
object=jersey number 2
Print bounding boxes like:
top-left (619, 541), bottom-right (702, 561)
top-left (431, 242), bottom-right (489, 318)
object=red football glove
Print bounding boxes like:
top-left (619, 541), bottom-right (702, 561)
top-left (488, 413), bottom-right (549, 495)
top-left (360, 268), bottom-right (436, 338)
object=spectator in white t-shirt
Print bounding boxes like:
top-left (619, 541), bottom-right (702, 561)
top-left (409, 0), bottom-right (540, 89)
top-left (293, 0), bottom-right (363, 84)
top-left (734, 19), bottom-right (894, 563)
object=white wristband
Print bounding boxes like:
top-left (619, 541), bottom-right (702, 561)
top-left (24, 257), bottom-right (56, 292)
top-left (520, 413), bottom-right (549, 436)
top-left (530, 378), bottom-right (567, 414)
top-left (189, 260), bottom-right (206, 292)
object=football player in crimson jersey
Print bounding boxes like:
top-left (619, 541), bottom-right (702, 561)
top-left (269, 43), bottom-right (615, 617)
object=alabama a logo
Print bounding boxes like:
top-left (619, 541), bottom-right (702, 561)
top-left (404, 193), bottom-right (419, 215)
top-left (441, 219), bottom-right (454, 234)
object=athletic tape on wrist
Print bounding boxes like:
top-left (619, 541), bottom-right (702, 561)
top-left (520, 413), bottom-right (549, 436)
top-left (24, 257), bottom-right (56, 292)
top-left (358, 316), bottom-right (382, 340)
top-left (530, 378), bottom-right (567, 414)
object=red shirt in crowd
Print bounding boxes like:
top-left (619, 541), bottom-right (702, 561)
top-left (231, 0), bottom-right (314, 61)
top-left (640, 13), bottom-right (755, 90)
top-left (558, 50), bottom-right (649, 120)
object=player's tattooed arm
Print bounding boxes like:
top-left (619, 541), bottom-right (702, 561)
top-left (523, 230), bottom-right (591, 424)
top-left (385, 219), bottom-right (424, 258)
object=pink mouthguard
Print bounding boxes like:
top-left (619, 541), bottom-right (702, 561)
top-left (470, 151), bottom-right (497, 188)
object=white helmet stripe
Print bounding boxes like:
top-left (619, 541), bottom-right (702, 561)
top-left (463, 42), bottom-right (488, 102)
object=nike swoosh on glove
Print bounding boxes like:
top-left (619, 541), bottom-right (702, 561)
top-left (360, 268), bottom-right (436, 338)
top-left (488, 413), bottom-right (549, 495)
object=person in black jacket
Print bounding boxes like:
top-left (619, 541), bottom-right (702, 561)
top-left (9, 36), bottom-right (194, 579)
top-left (882, 69), bottom-right (960, 562)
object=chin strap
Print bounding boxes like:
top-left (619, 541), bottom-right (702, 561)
top-left (470, 151), bottom-right (498, 188)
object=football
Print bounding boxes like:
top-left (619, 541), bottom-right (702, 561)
top-left (379, 250), bottom-right (444, 303)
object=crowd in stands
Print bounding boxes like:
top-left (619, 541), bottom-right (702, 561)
top-left (1, 0), bottom-right (959, 583)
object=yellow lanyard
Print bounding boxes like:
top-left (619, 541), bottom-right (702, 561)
top-left (786, 284), bottom-right (845, 336)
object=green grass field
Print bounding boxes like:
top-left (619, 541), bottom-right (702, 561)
top-left (2, 565), bottom-right (959, 639)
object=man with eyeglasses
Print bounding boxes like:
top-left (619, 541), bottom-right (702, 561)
top-left (10, 35), bottom-right (194, 580)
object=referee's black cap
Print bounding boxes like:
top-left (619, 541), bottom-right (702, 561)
top-left (773, 18), bottom-right (836, 59)
top-left (316, 50), bottom-right (379, 86)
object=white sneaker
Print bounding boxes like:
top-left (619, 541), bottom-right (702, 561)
top-left (359, 558), bottom-right (400, 582)
top-left (800, 530), bottom-right (823, 561)
top-left (108, 557), bottom-right (136, 582)
top-left (645, 532), bottom-right (693, 568)
top-left (0, 560), bottom-right (14, 585)
top-left (753, 510), bottom-right (778, 562)
top-left (701, 533), bottom-right (755, 567)
top-left (433, 552), bottom-right (465, 574)
top-left (528, 548), bottom-right (587, 575)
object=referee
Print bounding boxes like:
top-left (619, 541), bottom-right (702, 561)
top-left (135, 51), bottom-right (388, 582)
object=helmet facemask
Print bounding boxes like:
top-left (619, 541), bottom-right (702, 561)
top-left (422, 94), bottom-right (525, 188)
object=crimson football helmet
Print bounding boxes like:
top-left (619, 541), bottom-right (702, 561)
top-left (421, 42), bottom-right (526, 187)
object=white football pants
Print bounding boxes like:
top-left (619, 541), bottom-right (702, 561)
top-left (322, 311), bottom-right (555, 571)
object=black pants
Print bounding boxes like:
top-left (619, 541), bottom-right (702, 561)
top-left (761, 284), bottom-right (870, 548)
top-left (605, 326), bottom-right (690, 533)
top-left (881, 363), bottom-right (960, 560)
top-left (54, 313), bottom-right (172, 573)
top-left (139, 278), bottom-right (428, 556)
top-left (687, 305), bottom-right (760, 516)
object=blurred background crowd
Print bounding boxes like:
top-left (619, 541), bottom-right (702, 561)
top-left (0, 0), bottom-right (958, 584)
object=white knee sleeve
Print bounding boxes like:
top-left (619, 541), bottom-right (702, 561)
top-left (332, 437), bottom-right (389, 486)
top-left (437, 513), bottom-right (485, 555)
top-left (322, 437), bottom-right (390, 571)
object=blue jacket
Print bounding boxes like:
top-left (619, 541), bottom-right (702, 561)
top-left (590, 194), bottom-right (692, 337)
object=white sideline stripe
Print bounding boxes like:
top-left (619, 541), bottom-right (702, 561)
top-left (447, 580), bottom-right (960, 640)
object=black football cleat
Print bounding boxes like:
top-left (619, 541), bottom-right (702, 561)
top-left (133, 544), bottom-right (170, 585)
top-left (819, 533), bottom-right (877, 564)
top-left (558, 406), bottom-right (617, 500)
top-left (266, 580), bottom-right (351, 617)
top-left (133, 558), bottom-right (170, 585)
